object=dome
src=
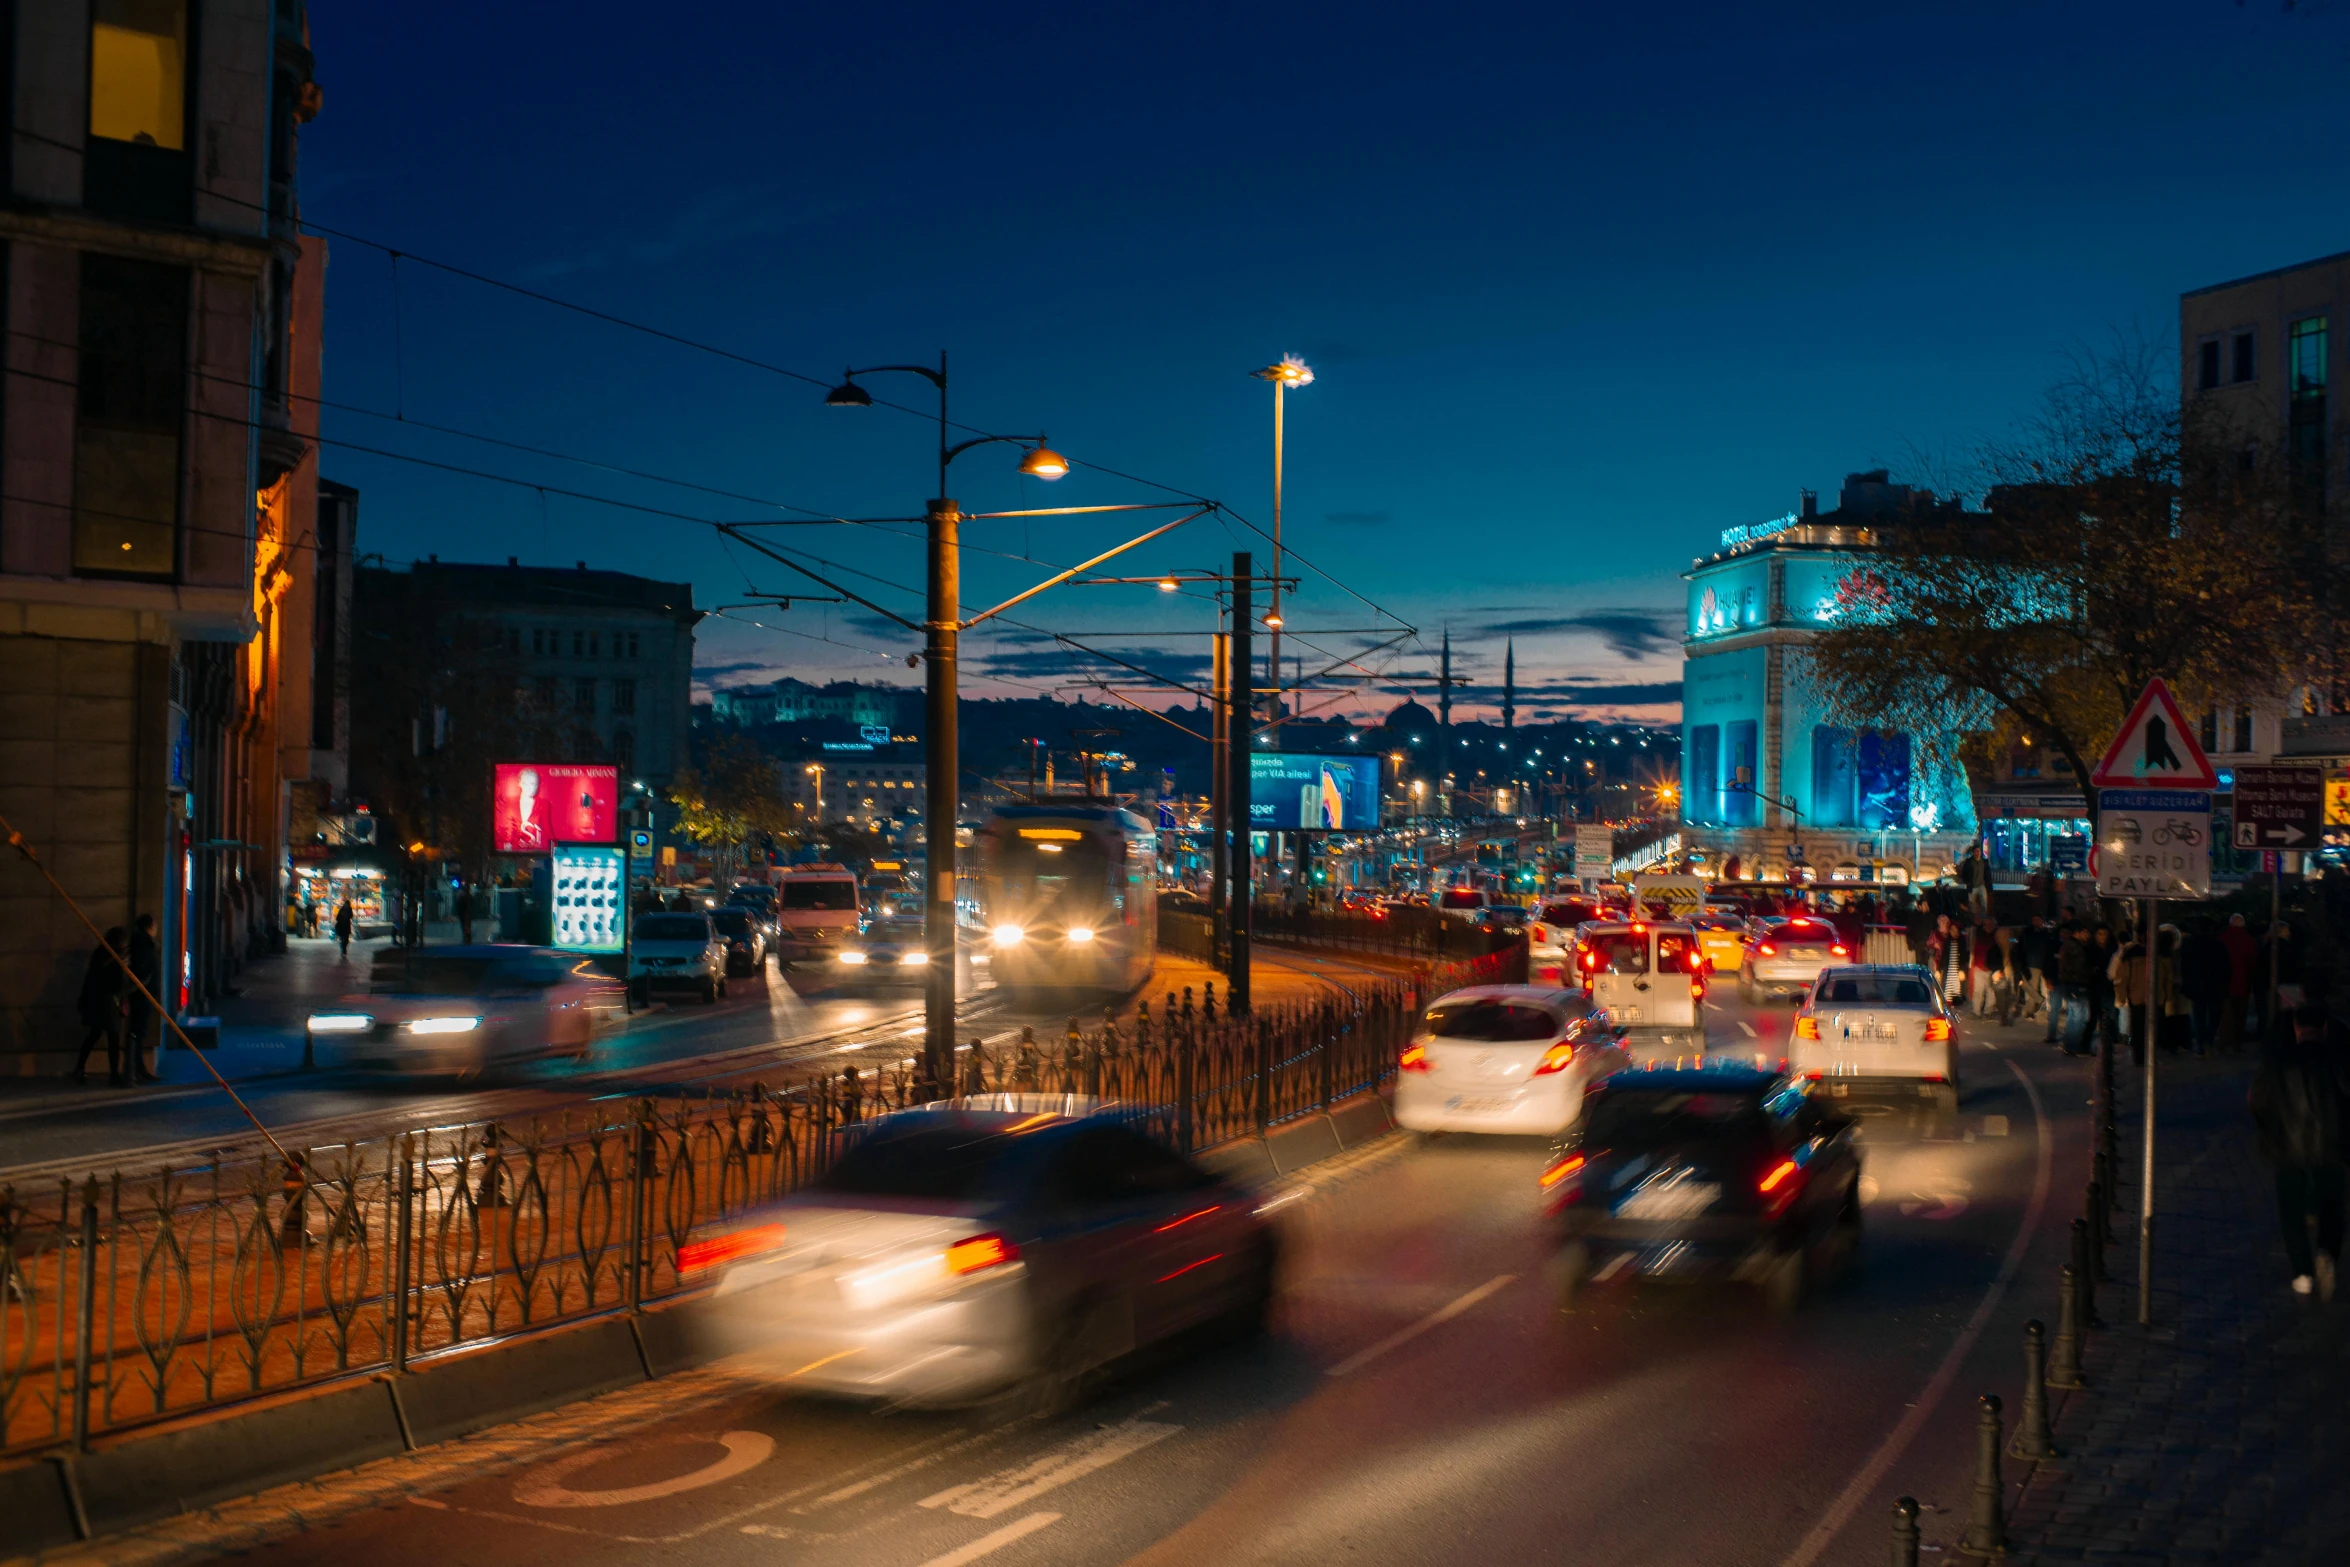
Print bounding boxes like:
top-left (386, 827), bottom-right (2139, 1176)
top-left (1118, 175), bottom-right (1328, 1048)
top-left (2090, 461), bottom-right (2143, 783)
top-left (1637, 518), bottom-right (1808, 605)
top-left (1382, 700), bottom-right (1439, 739)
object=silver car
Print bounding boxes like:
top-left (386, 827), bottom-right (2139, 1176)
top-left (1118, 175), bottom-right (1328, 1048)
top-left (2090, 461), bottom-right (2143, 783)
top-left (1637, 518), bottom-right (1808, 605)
top-left (308, 946), bottom-right (625, 1075)
top-left (689, 1102), bottom-right (1276, 1408)
top-left (629, 911), bottom-right (729, 1004)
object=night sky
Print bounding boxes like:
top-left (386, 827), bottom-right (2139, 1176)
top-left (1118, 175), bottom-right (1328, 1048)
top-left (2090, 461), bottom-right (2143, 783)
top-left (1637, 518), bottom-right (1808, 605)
top-left (301, 1), bottom-right (2350, 725)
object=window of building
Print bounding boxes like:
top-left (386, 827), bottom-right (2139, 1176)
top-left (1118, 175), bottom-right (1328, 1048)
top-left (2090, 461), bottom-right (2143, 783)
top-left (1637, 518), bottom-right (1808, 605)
top-left (612, 730), bottom-right (634, 772)
top-left (1811, 726), bottom-right (1857, 826)
top-left (2291, 317), bottom-right (2327, 399)
top-left (2234, 707), bottom-right (2255, 754)
top-left (2197, 339), bottom-right (2221, 392)
top-left (2199, 708), bottom-right (2219, 753)
top-left (2233, 331), bottom-right (2257, 384)
top-left (534, 676), bottom-right (559, 709)
top-left (575, 677), bottom-right (596, 713)
top-left (1723, 721), bottom-right (1759, 827)
top-left (506, 628), bottom-right (521, 655)
top-left (572, 630), bottom-right (586, 657)
top-left (613, 678), bottom-right (636, 716)
top-left (74, 252), bottom-right (187, 577)
top-left (621, 631), bottom-right (641, 659)
top-left (89, 0), bottom-right (186, 147)
top-left (588, 631), bottom-right (600, 657)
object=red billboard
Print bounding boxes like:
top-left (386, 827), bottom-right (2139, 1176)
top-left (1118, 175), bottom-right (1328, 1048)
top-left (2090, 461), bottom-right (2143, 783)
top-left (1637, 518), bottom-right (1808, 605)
top-left (493, 763), bottom-right (619, 853)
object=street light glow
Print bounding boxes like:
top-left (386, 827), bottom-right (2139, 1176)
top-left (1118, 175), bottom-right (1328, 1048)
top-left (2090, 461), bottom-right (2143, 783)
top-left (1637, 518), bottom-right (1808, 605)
top-left (1254, 354), bottom-right (1314, 387)
top-left (1018, 445), bottom-right (1070, 480)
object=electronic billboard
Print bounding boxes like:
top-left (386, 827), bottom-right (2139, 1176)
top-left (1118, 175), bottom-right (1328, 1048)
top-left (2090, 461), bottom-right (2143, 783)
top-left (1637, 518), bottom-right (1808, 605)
top-left (1248, 753), bottom-right (1382, 831)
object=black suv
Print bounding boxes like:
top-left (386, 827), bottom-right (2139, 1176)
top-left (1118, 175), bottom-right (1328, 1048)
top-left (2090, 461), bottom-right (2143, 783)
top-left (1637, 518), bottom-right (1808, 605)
top-left (1539, 1063), bottom-right (1861, 1312)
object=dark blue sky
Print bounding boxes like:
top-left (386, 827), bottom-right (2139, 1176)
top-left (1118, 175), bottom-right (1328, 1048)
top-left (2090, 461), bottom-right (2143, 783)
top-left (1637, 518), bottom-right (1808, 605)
top-left (303, 1), bottom-right (2350, 723)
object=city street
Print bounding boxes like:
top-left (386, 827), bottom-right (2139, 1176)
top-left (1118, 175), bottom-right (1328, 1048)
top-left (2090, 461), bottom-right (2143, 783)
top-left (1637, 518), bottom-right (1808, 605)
top-left (99, 985), bottom-right (2088, 1567)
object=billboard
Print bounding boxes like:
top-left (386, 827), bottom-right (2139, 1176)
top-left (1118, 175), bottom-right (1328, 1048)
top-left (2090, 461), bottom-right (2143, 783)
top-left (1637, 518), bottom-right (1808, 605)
top-left (1249, 753), bottom-right (1381, 831)
top-left (550, 845), bottom-right (625, 953)
top-left (494, 763), bottom-right (619, 853)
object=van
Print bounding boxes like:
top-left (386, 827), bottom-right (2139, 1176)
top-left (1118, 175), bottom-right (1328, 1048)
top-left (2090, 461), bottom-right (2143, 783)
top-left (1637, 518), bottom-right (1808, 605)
top-left (1571, 919), bottom-right (1706, 1053)
top-left (772, 864), bottom-right (862, 959)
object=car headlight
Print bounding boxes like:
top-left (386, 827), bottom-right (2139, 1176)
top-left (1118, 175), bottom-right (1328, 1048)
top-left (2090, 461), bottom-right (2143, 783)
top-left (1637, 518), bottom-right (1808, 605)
top-left (837, 950), bottom-right (870, 965)
top-left (991, 924), bottom-right (1025, 948)
top-left (900, 950), bottom-right (930, 964)
top-left (1066, 926), bottom-right (1096, 944)
top-left (405, 1016), bottom-right (481, 1035)
top-left (306, 1012), bottom-right (373, 1034)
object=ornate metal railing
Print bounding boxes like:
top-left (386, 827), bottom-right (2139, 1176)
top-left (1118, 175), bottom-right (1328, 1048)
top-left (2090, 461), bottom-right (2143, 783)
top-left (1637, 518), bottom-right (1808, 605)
top-left (1, 976), bottom-right (1424, 1458)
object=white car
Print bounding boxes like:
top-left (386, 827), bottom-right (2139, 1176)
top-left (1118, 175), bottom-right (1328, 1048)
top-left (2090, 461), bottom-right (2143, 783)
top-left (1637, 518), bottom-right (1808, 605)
top-left (1526, 896), bottom-right (1607, 986)
top-left (1791, 964), bottom-right (1959, 1115)
top-left (1395, 985), bottom-right (1633, 1136)
top-left (1737, 915), bottom-right (1852, 1003)
top-left (629, 911), bottom-right (729, 1004)
top-left (309, 946), bottom-right (625, 1075)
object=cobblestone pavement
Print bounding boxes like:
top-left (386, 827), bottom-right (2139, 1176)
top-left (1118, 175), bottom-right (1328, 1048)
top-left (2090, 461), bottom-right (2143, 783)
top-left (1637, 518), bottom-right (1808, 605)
top-left (2009, 1049), bottom-right (2350, 1563)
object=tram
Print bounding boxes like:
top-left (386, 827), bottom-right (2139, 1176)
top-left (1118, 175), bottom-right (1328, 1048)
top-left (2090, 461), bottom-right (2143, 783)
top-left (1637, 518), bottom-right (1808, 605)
top-left (977, 803), bottom-right (1158, 997)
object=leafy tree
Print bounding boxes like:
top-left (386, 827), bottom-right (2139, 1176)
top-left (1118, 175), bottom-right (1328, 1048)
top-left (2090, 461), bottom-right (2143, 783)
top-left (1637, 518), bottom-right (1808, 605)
top-left (667, 734), bottom-right (793, 880)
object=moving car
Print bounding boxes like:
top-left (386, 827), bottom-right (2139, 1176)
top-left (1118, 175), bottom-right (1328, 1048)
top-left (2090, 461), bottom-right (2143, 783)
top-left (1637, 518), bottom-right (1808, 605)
top-left (1527, 897), bottom-right (1607, 986)
top-left (1689, 912), bottom-right (1751, 975)
top-left (1572, 920), bottom-right (1706, 1052)
top-left (772, 864), bottom-right (863, 961)
top-left (1438, 886), bottom-right (1490, 914)
top-left (688, 1102), bottom-right (1276, 1407)
top-left (823, 916), bottom-right (932, 992)
top-left (629, 911), bottom-right (729, 1004)
top-left (708, 906), bottom-right (768, 977)
top-left (309, 947), bottom-right (624, 1075)
top-left (1737, 915), bottom-right (1849, 1003)
top-left (1475, 904), bottom-right (1530, 935)
top-left (1790, 964), bottom-right (1961, 1115)
top-left (1395, 985), bottom-right (1633, 1136)
top-left (1540, 1063), bottom-right (1862, 1312)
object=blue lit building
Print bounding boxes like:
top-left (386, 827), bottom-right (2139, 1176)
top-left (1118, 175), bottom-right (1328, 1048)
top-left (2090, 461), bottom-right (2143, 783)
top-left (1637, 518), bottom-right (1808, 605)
top-left (1679, 472), bottom-right (1980, 884)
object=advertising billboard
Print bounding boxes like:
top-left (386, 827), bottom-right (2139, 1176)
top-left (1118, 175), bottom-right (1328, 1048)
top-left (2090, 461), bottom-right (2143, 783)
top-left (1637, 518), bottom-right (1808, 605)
top-left (493, 763), bottom-right (619, 853)
top-left (549, 845), bottom-right (625, 953)
top-left (1249, 753), bottom-right (1381, 831)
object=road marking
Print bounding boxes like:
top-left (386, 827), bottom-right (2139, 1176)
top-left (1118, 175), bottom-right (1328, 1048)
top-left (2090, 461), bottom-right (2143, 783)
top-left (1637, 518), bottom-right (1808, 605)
top-left (920, 1410), bottom-right (1178, 1519)
top-left (916, 1511), bottom-right (1062, 1567)
top-left (1737, 1021), bottom-right (1759, 1039)
top-left (1981, 1114), bottom-right (2009, 1137)
top-left (796, 1428), bottom-right (1000, 1513)
top-left (514, 1430), bottom-right (776, 1507)
top-left (1325, 1272), bottom-right (1516, 1377)
top-left (1777, 1056), bottom-right (2051, 1567)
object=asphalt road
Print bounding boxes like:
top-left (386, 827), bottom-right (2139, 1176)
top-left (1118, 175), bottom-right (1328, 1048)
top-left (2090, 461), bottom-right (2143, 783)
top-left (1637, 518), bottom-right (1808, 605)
top-left (190, 985), bottom-right (2090, 1567)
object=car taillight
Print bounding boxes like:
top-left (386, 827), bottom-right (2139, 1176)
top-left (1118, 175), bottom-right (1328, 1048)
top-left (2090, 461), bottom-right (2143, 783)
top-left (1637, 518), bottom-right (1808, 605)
top-left (1538, 1152), bottom-right (1585, 1189)
top-left (678, 1222), bottom-right (785, 1275)
top-left (1923, 1017), bottom-right (1953, 1042)
top-left (1532, 1041), bottom-right (1576, 1076)
top-left (1759, 943), bottom-right (1776, 956)
top-left (1830, 944), bottom-right (1848, 957)
top-left (1794, 1016), bottom-right (1820, 1040)
top-left (946, 1233), bottom-right (1020, 1276)
top-left (1690, 979), bottom-right (1706, 999)
top-left (1400, 1041), bottom-right (1434, 1072)
top-left (1685, 951), bottom-right (1704, 973)
top-left (1759, 1158), bottom-right (1804, 1216)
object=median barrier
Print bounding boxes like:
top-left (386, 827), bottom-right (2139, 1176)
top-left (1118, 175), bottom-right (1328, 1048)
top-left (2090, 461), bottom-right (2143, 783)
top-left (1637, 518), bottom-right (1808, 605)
top-left (1328, 1094), bottom-right (1393, 1148)
top-left (1265, 1114), bottom-right (1343, 1174)
top-left (397, 1315), bottom-right (647, 1449)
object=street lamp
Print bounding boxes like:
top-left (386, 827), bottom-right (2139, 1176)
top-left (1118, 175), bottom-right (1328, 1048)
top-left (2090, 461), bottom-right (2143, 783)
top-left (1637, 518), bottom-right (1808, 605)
top-left (1251, 355), bottom-right (1311, 737)
top-left (825, 353), bottom-right (1066, 1095)
top-left (804, 763), bottom-right (825, 824)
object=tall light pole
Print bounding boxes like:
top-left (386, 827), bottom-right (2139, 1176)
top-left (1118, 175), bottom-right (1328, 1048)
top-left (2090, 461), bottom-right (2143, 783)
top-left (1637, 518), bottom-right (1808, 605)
top-left (1250, 356), bottom-right (1311, 740)
top-left (825, 356), bottom-right (1068, 1094)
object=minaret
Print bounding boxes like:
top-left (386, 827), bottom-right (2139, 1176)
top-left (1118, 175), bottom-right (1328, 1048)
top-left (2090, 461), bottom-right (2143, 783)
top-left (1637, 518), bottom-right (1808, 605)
top-left (1502, 639), bottom-right (1516, 733)
top-left (1438, 629), bottom-right (1452, 733)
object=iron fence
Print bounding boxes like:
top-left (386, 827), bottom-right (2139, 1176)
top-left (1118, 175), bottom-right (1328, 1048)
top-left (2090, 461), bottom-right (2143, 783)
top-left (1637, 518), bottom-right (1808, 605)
top-left (1, 975), bottom-right (1424, 1458)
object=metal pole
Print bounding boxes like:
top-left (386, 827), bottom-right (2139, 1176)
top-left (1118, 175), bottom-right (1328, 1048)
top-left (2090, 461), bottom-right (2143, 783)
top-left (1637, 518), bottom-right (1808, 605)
top-left (620, 831), bottom-right (633, 1013)
top-left (1268, 380), bottom-right (1284, 741)
top-left (924, 497), bottom-right (961, 1097)
top-left (390, 1137), bottom-right (414, 1372)
top-left (2269, 854), bottom-right (2282, 1040)
top-left (1210, 631), bottom-right (1229, 967)
top-left (70, 1181), bottom-right (97, 1451)
top-left (2139, 894), bottom-right (2156, 1325)
top-left (1229, 552), bottom-right (1253, 1012)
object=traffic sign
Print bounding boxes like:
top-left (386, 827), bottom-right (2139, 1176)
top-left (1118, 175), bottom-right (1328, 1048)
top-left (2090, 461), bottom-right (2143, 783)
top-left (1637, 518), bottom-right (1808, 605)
top-left (2096, 788), bottom-right (2211, 899)
top-left (1574, 824), bottom-right (1614, 876)
top-left (2049, 834), bottom-right (2089, 874)
top-left (2089, 678), bottom-right (2219, 790)
top-left (1782, 842), bottom-right (1807, 863)
top-left (2229, 765), bottom-right (2324, 849)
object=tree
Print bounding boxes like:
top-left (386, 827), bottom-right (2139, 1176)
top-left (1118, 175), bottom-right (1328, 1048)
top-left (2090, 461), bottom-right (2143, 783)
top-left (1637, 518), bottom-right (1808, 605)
top-left (1808, 343), bottom-right (2322, 789)
top-left (667, 734), bottom-right (793, 881)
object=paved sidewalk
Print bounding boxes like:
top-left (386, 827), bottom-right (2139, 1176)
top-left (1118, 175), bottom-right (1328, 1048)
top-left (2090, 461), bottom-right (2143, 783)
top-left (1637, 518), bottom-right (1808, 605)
top-left (2009, 1050), bottom-right (2350, 1563)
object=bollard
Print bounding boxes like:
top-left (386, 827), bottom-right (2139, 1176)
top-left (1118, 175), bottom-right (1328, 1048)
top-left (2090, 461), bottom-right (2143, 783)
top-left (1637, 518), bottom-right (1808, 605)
top-left (2085, 1182), bottom-right (2108, 1282)
top-left (1956, 1394), bottom-right (2010, 1559)
top-left (2070, 1217), bottom-right (2104, 1325)
top-left (1890, 1496), bottom-right (1921, 1567)
top-left (2047, 1264), bottom-right (2088, 1390)
top-left (2009, 1320), bottom-right (2058, 1461)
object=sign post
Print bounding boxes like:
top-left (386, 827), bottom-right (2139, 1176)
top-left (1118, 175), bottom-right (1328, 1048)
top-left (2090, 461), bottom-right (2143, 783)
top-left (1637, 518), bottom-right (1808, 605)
top-left (2088, 678), bottom-right (2217, 1327)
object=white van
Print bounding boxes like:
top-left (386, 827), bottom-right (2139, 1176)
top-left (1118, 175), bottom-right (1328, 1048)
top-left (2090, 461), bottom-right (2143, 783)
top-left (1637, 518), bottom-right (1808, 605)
top-left (1572, 919), bottom-right (1706, 1053)
top-left (773, 864), bottom-right (862, 960)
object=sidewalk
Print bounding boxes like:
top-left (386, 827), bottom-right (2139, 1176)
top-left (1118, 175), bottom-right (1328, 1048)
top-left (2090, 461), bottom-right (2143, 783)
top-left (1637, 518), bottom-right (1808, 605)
top-left (2008, 1050), bottom-right (2350, 1563)
top-left (1149, 952), bottom-right (1361, 1012)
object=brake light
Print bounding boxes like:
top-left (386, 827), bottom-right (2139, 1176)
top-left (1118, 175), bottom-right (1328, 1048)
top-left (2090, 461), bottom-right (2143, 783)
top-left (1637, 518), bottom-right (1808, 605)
top-left (1690, 979), bottom-right (1706, 999)
top-left (1685, 951), bottom-right (1704, 973)
top-left (1759, 1159), bottom-right (1799, 1193)
top-left (1830, 944), bottom-right (1848, 957)
top-left (1538, 1152), bottom-right (1585, 1188)
top-left (1759, 943), bottom-right (1776, 956)
top-left (677, 1222), bottom-right (785, 1275)
top-left (1923, 1017), bottom-right (1953, 1042)
top-left (1532, 1041), bottom-right (1576, 1076)
top-left (1400, 1041), bottom-right (1434, 1072)
top-left (946, 1233), bottom-right (1020, 1276)
top-left (1794, 1016), bottom-right (1820, 1040)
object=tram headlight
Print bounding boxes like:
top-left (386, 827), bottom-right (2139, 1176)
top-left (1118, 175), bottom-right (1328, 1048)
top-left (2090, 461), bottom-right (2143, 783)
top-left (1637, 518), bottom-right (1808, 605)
top-left (991, 924), bottom-right (1026, 948)
top-left (1065, 926), bottom-right (1096, 944)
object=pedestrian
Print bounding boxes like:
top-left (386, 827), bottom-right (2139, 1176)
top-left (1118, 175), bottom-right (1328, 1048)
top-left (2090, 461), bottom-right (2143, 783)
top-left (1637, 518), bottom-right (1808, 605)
top-left (124, 913), bottom-right (160, 1083)
top-left (2089, 925), bottom-right (2119, 1053)
top-left (2268, 919), bottom-right (2305, 1037)
top-left (2249, 1002), bottom-right (2350, 1299)
top-left (2157, 924), bottom-right (2192, 1054)
top-left (72, 928), bottom-right (129, 1086)
top-left (1906, 899), bottom-right (1936, 970)
top-left (2052, 922), bottom-right (2094, 1052)
top-left (2015, 913), bottom-right (2054, 1025)
top-left (1930, 913), bottom-right (1970, 1006)
top-left (457, 885), bottom-right (475, 946)
top-left (1969, 917), bottom-right (2003, 1019)
top-left (2220, 912), bottom-right (2258, 1049)
top-left (2179, 919), bottom-right (2231, 1055)
top-left (333, 898), bottom-right (354, 959)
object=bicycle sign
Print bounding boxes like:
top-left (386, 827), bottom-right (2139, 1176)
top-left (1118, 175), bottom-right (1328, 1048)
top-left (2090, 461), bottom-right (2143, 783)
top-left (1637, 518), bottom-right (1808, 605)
top-left (2097, 788), bottom-right (2211, 900)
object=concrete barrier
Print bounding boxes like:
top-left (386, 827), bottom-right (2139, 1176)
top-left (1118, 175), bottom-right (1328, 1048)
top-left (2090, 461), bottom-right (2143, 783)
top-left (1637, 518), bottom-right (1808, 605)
top-left (398, 1316), bottom-right (647, 1449)
top-left (1265, 1114), bottom-right (1343, 1174)
top-left (1329, 1094), bottom-right (1394, 1148)
top-left (1198, 1137), bottom-right (1279, 1186)
top-left (0, 1455), bottom-right (80, 1554)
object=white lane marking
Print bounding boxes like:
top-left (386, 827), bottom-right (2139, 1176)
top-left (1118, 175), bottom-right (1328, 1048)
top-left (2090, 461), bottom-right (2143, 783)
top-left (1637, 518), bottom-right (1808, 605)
top-left (1898, 1194), bottom-right (1971, 1221)
top-left (1777, 1055), bottom-right (2051, 1567)
top-left (915, 1512), bottom-right (1063, 1567)
top-left (514, 1430), bottom-right (775, 1508)
top-left (1738, 1021), bottom-right (1759, 1038)
top-left (1325, 1273), bottom-right (1516, 1378)
top-left (920, 1411), bottom-right (1178, 1519)
top-left (795, 1428), bottom-right (1001, 1514)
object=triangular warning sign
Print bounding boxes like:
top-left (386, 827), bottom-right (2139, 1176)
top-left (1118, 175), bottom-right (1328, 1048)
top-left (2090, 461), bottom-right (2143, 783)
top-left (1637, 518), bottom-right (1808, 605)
top-left (2089, 678), bottom-right (2218, 789)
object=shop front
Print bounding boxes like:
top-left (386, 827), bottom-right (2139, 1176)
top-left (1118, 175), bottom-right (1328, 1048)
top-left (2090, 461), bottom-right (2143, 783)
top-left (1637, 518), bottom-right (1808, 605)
top-left (289, 850), bottom-right (393, 938)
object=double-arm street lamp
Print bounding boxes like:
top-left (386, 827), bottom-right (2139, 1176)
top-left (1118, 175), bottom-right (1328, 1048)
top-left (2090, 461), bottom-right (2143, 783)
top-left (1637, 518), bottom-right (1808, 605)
top-left (1250, 356), bottom-right (1311, 737)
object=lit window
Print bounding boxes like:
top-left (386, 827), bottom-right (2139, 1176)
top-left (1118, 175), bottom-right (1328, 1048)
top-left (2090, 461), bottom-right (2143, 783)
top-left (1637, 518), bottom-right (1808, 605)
top-left (2291, 317), bottom-right (2327, 399)
top-left (90, 0), bottom-right (187, 149)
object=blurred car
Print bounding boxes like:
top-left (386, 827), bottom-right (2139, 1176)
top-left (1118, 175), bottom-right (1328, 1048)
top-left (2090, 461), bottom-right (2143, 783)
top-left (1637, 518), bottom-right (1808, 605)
top-left (823, 916), bottom-right (933, 991)
top-left (1791, 964), bottom-right (1960, 1115)
top-left (1572, 920), bottom-right (1706, 1050)
top-left (1395, 985), bottom-right (1632, 1136)
top-left (629, 911), bottom-right (728, 1004)
top-left (1438, 886), bottom-right (1490, 914)
top-left (1539, 1063), bottom-right (1862, 1312)
top-left (1736, 915), bottom-right (1850, 1003)
top-left (1528, 897), bottom-right (1607, 985)
top-left (1474, 904), bottom-right (1529, 935)
top-left (688, 1102), bottom-right (1276, 1406)
top-left (310, 947), bottom-right (624, 1074)
top-left (708, 906), bottom-right (769, 977)
top-left (1689, 912), bottom-right (1751, 975)
top-left (727, 883), bottom-right (781, 938)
